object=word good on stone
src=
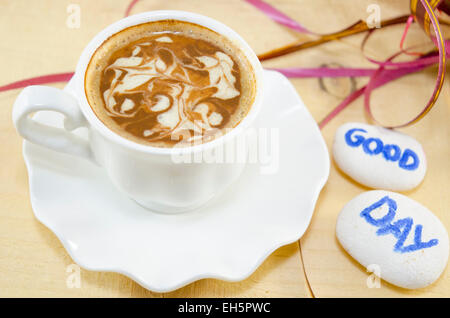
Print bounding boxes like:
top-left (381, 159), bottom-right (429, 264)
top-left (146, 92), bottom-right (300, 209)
top-left (336, 190), bottom-right (449, 289)
top-left (333, 123), bottom-right (426, 191)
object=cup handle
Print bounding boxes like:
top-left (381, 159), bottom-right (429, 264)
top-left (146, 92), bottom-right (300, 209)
top-left (12, 85), bottom-right (94, 162)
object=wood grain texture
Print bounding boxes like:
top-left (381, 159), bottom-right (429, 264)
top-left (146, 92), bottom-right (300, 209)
top-left (263, 0), bottom-right (450, 297)
top-left (0, 0), bottom-right (310, 298)
top-left (0, 0), bottom-right (448, 297)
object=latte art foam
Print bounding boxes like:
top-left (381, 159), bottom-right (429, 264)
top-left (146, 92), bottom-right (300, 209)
top-left (85, 21), bottom-right (256, 147)
top-left (102, 35), bottom-right (239, 141)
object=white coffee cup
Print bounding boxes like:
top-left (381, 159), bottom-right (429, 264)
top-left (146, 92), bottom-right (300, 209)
top-left (12, 11), bottom-right (264, 213)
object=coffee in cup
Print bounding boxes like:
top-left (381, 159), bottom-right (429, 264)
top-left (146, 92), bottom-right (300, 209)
top-left (85, 20), bottom-right (256, 148)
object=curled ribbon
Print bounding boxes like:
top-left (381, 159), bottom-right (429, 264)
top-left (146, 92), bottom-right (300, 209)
top-left (246, 0), bottom-right (448, 129)
top-left (0, 0), bottom-right (447, 130)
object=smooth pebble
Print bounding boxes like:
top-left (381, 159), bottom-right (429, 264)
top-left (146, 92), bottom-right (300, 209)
top-left (333, 123), bottom-right (426, 191)
top-left (336, 190), bottom-right (449, 289)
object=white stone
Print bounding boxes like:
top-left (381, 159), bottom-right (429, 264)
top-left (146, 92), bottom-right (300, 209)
top-left (336, 190), bottom-right (449, 289)
top-left (333, 123), bottom-right (426, 191)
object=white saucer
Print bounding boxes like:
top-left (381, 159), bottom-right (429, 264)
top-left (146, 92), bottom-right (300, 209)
top-left (23, 70), bottom-right (329, 292)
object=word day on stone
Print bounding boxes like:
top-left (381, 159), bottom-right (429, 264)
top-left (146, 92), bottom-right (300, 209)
top-left (336, 190), bottom-right (449, 289)
top-left (360, 195), bottom-right (438, 253)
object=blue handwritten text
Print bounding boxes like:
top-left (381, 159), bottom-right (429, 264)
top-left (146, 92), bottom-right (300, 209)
top-left (345, 128), bottom-right (419, 171)
top-left (360, 196), bottom-right (438, 253)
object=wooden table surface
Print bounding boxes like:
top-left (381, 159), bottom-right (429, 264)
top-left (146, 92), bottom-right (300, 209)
top-left (0, 0), bottom-right (448, 297)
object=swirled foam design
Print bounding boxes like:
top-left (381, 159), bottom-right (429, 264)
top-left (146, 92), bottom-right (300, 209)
top-left (86, 22), bottom-right (255, 147)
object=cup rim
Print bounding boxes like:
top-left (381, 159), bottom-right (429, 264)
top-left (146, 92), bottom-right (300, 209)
top-left (74, 10), bottom-right (264, 156)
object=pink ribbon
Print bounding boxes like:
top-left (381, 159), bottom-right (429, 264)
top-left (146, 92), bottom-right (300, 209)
top-left (0, 72), bottom-right (74, 93)
top-left (246, 0), bottom-right (447, 129)
top-left (1, 0), bottom-right (446, 130)
top-left (124, 0), bottom-right (140, 17)
top-left (0, 0), bottom-right (140, 94)
top-left (245, 0), bottom-right (314, 34)
top-left (319, 58), bottom-right (429, 129)
top-left (270, 67), bottom-right (376, 78)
